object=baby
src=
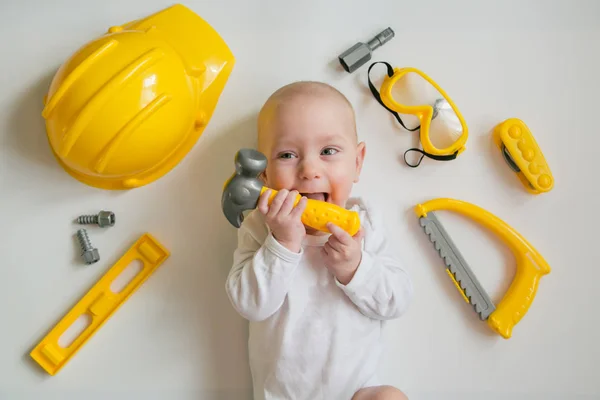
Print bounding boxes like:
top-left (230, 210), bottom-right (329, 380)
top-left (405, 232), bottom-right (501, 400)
top-left (225, 81), bottom-right (412, 400)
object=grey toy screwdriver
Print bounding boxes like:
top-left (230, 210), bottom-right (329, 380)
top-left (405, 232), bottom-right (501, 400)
top-left (338, 28), bottom-right (395, 73)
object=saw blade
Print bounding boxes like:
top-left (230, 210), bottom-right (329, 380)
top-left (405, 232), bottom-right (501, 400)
top-left (419, 212), bottom-right (496, 320)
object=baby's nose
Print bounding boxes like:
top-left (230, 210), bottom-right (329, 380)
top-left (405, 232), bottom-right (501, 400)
top-left (299, 161), bottom-right (321, 180)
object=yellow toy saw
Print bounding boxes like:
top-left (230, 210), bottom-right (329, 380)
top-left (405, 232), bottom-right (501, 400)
top-left (415, 198), bottom-right (550, 339)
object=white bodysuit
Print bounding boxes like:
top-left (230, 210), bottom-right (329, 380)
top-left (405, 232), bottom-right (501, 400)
top-left (225, 198), bottom-right (412, 400)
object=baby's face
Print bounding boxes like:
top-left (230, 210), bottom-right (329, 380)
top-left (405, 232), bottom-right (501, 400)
top-left (259, 93), bottom-right (365, 209)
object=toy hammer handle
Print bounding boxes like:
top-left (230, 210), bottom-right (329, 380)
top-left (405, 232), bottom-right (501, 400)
top-left (261, 187), bottom-right (360, 236)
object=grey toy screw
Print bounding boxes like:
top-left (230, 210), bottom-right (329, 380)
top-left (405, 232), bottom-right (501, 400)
top-left (76, 228), bottom-right (100, 265)
top-left (338, 28), bottom-right (395, 73)
top-left (77, 210), bottom-right (115, 227)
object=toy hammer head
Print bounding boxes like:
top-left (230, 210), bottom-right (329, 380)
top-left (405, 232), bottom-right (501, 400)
top-left (222, 148), bottom-right (267, 228)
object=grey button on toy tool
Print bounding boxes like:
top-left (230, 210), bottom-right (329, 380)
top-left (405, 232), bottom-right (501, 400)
top-left (338, 28), bottom-right (395, 73)
top-left (76, 228), bottom-right (100, 265)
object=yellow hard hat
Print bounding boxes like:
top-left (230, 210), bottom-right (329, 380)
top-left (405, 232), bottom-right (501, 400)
top-left (43, 4), bottom-right (235, 189)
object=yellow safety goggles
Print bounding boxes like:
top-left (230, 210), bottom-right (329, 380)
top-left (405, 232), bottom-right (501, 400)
top-left (368, 62), bottom-right (468, 167)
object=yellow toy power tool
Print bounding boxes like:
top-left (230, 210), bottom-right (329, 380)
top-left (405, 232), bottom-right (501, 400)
top-left (415, 198), bottom-right (551, 339)
top-left (493, 118), bottom-right (554, 194)
top-left (368, 61), bottom-right (469, 167)
top-left (43, 4), bottom-right (235, 190)
top-left (222, 149), bottom-right (361, 236)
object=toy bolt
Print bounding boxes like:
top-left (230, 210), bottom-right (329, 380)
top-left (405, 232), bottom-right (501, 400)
top-left (77, 210), bottom-right (115, 227)
top-left (338, 28), bottom-right (395, 73)
top-left (76, 229), bottom-right (100, 265)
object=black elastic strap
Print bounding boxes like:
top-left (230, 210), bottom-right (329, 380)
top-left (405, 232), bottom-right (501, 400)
top-left (403, 148), bottom-right (459, 168)
top-left (367, 61), bottom-right (420, 132)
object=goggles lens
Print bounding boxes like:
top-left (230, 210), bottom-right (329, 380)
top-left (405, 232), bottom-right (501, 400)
top-left (390, 71), bottom-right (464, 150)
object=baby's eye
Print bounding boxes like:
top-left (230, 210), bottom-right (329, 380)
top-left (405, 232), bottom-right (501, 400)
top-left (321, 148), bottom-right (338, 156)
top-left (278, 152), bottom-right (296, 159)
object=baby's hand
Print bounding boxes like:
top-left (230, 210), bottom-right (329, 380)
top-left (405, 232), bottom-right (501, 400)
top-left (258, 189), bottom-right (307, 253)
top-left (322, 223), bottom-right (364, 285)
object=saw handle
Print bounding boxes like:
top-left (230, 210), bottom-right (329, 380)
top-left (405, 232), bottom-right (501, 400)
top-left (416, 198), bottom-right (551, 339)
top-left (487, 250), bottom-right (548, 338)
top-left (260, 187), bottom-right (360, 236)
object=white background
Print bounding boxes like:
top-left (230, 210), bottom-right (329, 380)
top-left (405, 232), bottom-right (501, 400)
top-left (1, 0), bottom-right (598, 399)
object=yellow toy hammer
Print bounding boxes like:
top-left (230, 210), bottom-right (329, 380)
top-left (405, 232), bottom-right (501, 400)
top-left (221, 149), bottom-right (360, 236)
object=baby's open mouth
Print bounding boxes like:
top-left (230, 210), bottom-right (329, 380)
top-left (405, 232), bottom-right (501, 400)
top-left (300, 192), bottom-right (329, 202)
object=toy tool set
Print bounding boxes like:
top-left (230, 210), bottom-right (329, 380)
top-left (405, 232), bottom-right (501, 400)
top-left (335, 31), bottom-right (553, 338)
top-left (28, 3), bottom-right (554, 378)
top-left (29, 4), bottom-right (231, 375)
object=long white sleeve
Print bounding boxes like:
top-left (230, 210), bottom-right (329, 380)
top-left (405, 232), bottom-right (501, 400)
top-left (225, 212), bottom-right (303, 321)
top-left (336, 199), bottom-right (413, 320)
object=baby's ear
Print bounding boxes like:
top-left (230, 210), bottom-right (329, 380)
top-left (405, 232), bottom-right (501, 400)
top-left (354, 142), bottom-right (366, 183)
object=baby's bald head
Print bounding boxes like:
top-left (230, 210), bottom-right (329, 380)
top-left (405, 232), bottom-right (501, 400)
top-left (254, 81), bottom-right (366, 209)
top-left (257, 81), bottom-right (357, 153)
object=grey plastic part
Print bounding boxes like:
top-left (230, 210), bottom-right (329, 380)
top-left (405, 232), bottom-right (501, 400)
top-left (431, 98), bottom-right (449, 120)
top-left (338, 28), bottom-right (395, 73)
top-left (97, 210), bottom-right (115, 227)
top-left (82, 248), bottom-right (100, 265)
top-left (501, 143), bottom-right (521, 173)
top-left (76, 228), bottom-right (100, 265)
top-left (77, 210), bottom-right (115, 227)
top-left (419, 212), bottom-right (495, 320)
top-left (222, 148), bottom-right (267, 228)
top-left (501, 144), bottom-right (536, 189)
